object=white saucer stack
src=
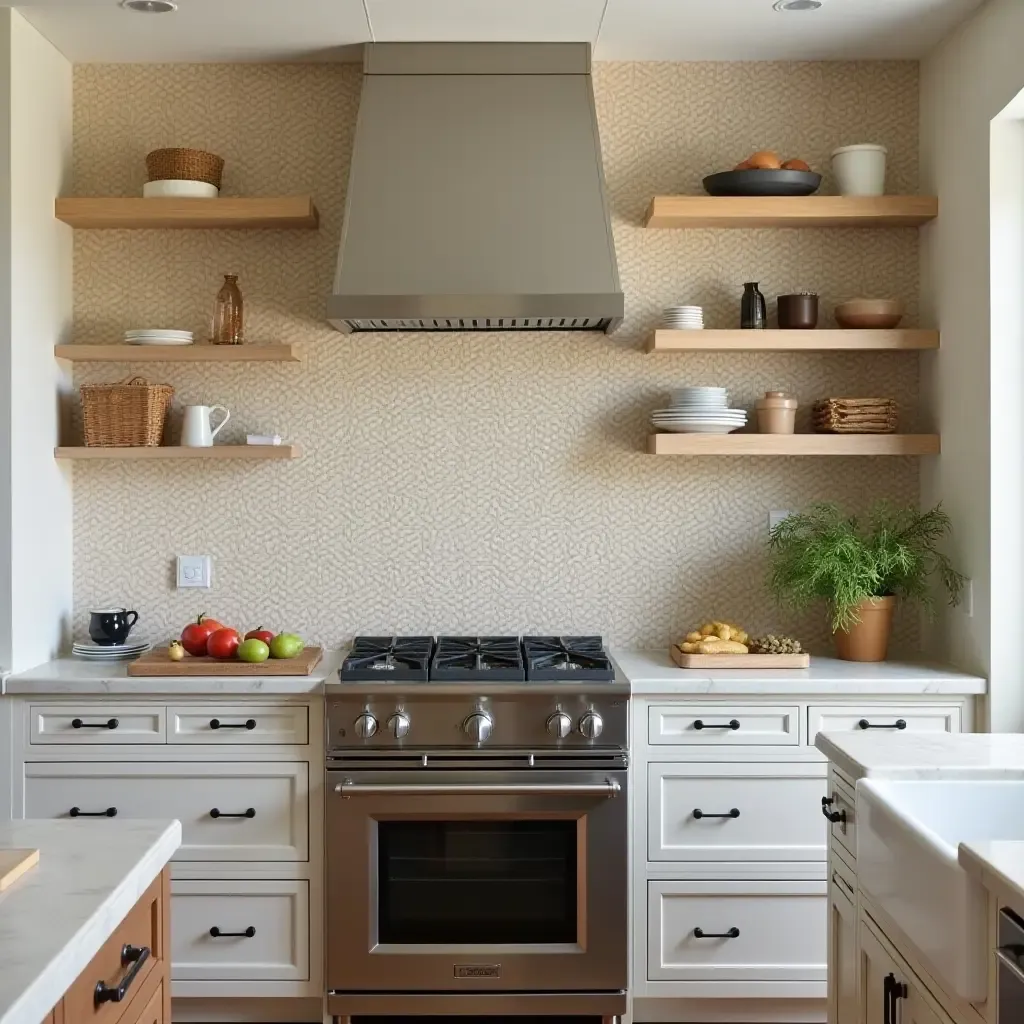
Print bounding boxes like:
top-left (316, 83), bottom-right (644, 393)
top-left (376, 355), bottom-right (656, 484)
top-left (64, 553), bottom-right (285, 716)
top-left (661, 305), bottom-right (704, 330)
top-left (651, 386), bottom-right (748, 434)
top-left (125, 329), bottom-right (194, 347)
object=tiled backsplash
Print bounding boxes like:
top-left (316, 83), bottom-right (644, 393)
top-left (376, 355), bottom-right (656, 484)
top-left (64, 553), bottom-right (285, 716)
top-left (71, 61), bottom-right (922, 651)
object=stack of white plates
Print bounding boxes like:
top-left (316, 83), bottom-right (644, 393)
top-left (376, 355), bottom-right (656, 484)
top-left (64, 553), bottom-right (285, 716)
top-left (661, 305), bottom-right (704, 330)
top-left (143, 179), bottom-right (219, 199)
top-left (652, 386), bottom-right (748, 434)
top-left (72, 640), bottom-right (151, 661)
top-left (125, 329), bottom-right (194, 347)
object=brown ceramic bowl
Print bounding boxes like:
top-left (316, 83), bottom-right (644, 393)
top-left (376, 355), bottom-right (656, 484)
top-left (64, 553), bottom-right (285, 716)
top-left (777, 293), bottom-right (818, 330)
top-left (834, 298), bottom-right (904, 329)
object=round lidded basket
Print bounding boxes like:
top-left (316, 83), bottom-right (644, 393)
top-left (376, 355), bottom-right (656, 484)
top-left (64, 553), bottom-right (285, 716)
top-left (145, 148), bottom-right (224, 189)
top-left (81, 376), bottom-right (175, 447)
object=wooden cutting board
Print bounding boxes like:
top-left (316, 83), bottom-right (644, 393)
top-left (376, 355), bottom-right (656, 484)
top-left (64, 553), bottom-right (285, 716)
top-left (670, 645), bottom-right (810, 669)
top-left (128, 645), bottom-right (323, 677)
top-left (0, 848), bottom-right (39, 891)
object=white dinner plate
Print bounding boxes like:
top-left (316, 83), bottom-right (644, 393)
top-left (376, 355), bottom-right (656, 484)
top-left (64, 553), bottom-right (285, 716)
top-left (126, 337), bottom-right (196, 346)
top-left (653, 422), bottom-right (746, 434)
top-left (126, 329), bottom-right (193, 338)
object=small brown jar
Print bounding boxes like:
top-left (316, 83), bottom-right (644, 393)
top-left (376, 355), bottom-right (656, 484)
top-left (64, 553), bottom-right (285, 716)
top-left (777, 293), bottom-right (818, 330)
top-left (756, 390), bottom-right (798, 434)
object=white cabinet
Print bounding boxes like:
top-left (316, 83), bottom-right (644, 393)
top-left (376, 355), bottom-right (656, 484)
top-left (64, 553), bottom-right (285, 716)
top-left (647, 880), bottom-right (827, 982)
top-left (167, 704), bottom-right (308, 745)
top-left (828, 871), bottom-right (858, 1024)
top-left (22, 760), bottom-right (309, 861)
top-left (171, 879), bottom-right (310, 982)
top-left (808, 705), bottom-right (961, 745)
top-left (648, 762), bottom-right (827, 862)
top-left (29, 703), bottom-right (165, 744)
top-left (649, 704), bottom-right (801, 746)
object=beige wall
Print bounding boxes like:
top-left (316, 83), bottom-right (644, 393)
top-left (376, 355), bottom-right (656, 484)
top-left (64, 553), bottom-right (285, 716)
top-left (70, 61), bottom-right (923, 651)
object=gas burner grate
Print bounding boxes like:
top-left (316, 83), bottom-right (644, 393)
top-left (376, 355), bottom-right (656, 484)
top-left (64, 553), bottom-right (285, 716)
top-left (523, 635), bottom-right (615, 682)
top-left (340, 636), bottom-right (434, 683)
top-left (431, 636), bottom-right (526, 682)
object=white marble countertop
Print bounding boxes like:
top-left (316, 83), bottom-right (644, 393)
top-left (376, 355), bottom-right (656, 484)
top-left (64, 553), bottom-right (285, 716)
top-left (815, 732), bottom-right (1024, 782)
top-left (959, 840), bottom-right (1024, 914)
top-left (3, 650), bottom-right (342, 695)
top-left (610, 648), bottom-right (986, 696)
top-left (0, 818), bottom-right (181, 1024)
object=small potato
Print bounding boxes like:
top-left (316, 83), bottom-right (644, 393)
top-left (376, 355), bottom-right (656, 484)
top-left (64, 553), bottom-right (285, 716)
top-left (680, 641), bottom-right (699, 653)
top-left (700, 623), bottom-right (717, 637)
top-left (717, 624), bottom-right (733, 641)
top-left (685, 631), bottom-right (703, 644)
top-left (698, 639), bottom-right (749, 655)
top-left (733, 630), bottom-right (749, 645)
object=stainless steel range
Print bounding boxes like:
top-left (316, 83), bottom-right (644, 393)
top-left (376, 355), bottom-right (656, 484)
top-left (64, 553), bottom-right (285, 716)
top-left (325, 635), bottom-right (629, 1024)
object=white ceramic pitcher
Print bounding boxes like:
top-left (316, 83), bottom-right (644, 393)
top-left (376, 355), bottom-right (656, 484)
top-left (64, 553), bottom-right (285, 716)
top-left (181, 404), bottom-right (230, 447)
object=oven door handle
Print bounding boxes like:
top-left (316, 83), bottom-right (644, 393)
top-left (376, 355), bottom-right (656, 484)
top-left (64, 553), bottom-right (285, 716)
top-left (333, 779), bottom-right (622, 798)
top-left (997, 948), bottom-right (1024, 986)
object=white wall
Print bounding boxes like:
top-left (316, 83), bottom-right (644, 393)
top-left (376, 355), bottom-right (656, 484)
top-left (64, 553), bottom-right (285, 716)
top-left (920, 0), bottom-right (1024, 730)
top-left (3, 9), bottom-right (73, 674)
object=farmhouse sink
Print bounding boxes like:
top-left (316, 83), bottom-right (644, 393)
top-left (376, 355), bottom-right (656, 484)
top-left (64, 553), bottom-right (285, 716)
top-left (858, 778), bottom-right (1024, 1002)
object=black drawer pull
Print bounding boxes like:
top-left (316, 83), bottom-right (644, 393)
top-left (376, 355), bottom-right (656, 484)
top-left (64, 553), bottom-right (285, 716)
top-left (72, 717), bottom-right (119, 730)
top-left (822, 795), bottom-right (846, 824)
top-left (694, 927), bottom-right (740, 939)
top-left (858, 718), bottom-right (907, 730)
top-left (210, 718), bottom-right (257, 730)
top-left (70, 806), bottom-right (117, 818)
top-left (210, 807), bottom-right (256, 819)
top-left (693, 808), bottom-right (740, 820)
top-left (693, 719), bottom-right (740, 731)
top-left (94, 944), bottom-right (149, 1005)
top-left (210, 926), bottom-right (256, 938)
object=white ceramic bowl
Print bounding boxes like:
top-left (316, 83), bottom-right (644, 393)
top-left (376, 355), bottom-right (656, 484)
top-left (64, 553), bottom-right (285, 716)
top-left (143, 179), bottom-right (219, 199)
top-left (831, 144), bottom-right (887, 197)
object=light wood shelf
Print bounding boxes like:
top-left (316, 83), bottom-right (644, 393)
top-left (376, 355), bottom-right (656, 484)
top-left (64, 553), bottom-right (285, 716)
top-left (54, 196), bottom-right (319, 230)
top-left (647, 329), bottom-right (939, 352)
top-left (55, 343), bottom-right (303, 363)
top-left (54, 445), bottom-right (302, 461)
top-left (643, 195), bottom-right (938, 229)
top-left (646, 434), bottom-right (940, 456)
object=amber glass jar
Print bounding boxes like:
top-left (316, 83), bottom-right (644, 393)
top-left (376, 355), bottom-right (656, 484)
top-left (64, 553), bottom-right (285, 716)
top-left (211, 274), bottom-right (243, 345)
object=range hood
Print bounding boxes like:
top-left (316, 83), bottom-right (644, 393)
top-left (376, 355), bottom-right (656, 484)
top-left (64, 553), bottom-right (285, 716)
top-left (328, 42), bottom-right (623, 333)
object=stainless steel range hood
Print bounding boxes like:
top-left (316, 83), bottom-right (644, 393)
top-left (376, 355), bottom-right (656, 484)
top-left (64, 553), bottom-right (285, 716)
top-left (328, 43), bottom-right (623, 333)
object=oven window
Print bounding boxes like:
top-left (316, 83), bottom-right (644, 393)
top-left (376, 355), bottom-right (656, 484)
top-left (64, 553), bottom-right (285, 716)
top-left (377, 821), bottom-right (577, 944)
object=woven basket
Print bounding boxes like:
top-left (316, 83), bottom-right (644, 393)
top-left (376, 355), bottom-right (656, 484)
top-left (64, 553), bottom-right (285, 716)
top-left (81, 377), bottom-right (174, 447)
top-left (145, 148), bottom-right (224, 188)
top-left (813, 397), bottom-right (898, 435)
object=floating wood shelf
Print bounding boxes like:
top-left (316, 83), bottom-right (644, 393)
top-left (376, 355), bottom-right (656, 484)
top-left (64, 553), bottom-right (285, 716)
top-left (55, 343), bottom-right (303, 363)
top-left (54, 445), bottom-right (301, 461)
top-left (54, 196), bottom-right (319, 230)
top-left (643, 195), bottom-right (938, 229)
top-left (646, 434), bottom-right (940, 456)
top-left (647, 329), bottom-right (939, 352)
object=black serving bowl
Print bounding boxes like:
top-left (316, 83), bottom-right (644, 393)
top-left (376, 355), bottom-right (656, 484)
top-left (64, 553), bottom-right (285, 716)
top-left (702, 169), bottom-right (823, 197)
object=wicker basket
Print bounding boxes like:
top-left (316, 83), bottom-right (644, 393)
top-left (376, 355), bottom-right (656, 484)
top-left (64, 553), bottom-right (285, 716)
top-left (813, 397), bottom-right (899, 435)
top-left (145, 148), bottom-right (224, 188)
top-left (81, 377), bottom-right (174, 447)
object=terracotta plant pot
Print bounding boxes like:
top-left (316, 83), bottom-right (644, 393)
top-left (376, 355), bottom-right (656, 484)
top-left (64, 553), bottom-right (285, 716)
top-left (832, 596), bottom-right (895, 662)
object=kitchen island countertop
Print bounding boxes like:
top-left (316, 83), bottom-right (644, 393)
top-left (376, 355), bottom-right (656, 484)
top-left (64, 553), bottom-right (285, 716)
top-left (3, 649), bottom-right (342, 695)
top-left (0, 818), bottom-right (181, 1024)
top-left (611, 648), bottom-right (986, 696)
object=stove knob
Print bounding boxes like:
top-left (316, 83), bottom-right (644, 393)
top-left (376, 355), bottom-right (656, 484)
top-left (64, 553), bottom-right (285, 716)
top-left (353, 713), bottom-right (378, 739)
top-left (463, 712), bottom-right (493, 744)
top-left (578, 711), bottom-right (604, 740)
top-left (546, 712), bottom-right (573, 739)
top-left (387, 713), bottom-right (411, 740)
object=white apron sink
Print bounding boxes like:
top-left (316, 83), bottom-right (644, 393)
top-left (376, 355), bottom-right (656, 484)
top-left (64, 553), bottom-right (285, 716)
top-left (857, 778), bottom-right (1024, 1002)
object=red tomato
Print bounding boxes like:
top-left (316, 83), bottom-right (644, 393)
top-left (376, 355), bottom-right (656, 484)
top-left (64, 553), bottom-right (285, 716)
top-left (245, 626), bottom-right (275, 645)
top-left (207, 627), bottom-right (241, 660)
top-left (180, 614), bottom-right (222, 657)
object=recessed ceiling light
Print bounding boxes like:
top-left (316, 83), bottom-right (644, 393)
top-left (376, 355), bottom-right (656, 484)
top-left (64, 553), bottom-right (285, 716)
top-left (773, 0), bottom-right (823, 10)
top-left (120, 0), bottom-right (177, 12)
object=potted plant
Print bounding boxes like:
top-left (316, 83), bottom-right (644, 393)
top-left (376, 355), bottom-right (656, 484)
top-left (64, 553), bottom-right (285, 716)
top-left (767, 502), bottom-right (965, 662)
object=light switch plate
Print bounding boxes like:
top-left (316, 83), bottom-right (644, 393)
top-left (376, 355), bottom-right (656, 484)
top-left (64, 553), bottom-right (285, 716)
top-left (177, 555), bottom-right (212, 589)
top-left (768, 510), bottom-right (791, 538)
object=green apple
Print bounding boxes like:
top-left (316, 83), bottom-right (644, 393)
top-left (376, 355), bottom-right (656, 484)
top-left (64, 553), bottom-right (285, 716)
top-left (237, 638), bottom-right (270, 663)
top-left (269, 632), bottom-right (303, 659)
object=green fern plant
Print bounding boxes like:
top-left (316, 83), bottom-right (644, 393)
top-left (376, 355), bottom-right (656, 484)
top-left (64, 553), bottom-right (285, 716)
top-left (767, 502), bottom-right (966, 633)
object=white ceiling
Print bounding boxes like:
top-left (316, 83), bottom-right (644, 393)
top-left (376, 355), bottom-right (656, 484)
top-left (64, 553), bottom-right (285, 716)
top-left (9, 0), bottom-right (987, 64)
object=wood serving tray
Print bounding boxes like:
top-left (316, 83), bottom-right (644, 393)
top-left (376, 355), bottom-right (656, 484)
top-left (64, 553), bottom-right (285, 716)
top-left (128, 646), bottom-right (324, 677)
top-left (670, 645), bottom-right (810, 669)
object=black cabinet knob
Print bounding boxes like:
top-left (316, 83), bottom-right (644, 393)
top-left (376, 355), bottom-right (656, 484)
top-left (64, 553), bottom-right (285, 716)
top-left (210, 719), bottom-right (257, 730)
top-left (693, 719), bottom-right (740, 731)
top-left (693, 927), bottom-right (740, 939)
top-left (858, 718), bottom-right (907, 730)
top-left (72, 718), bottom-right (118, 730)
top-left (693, 808), bottom-right (740, 820)
top-left (210, 807), bottom-right (256, 819)
top-left (70, 806), bottom-right (117, 817)
top-left (210, 926), bottom-right (256, 938)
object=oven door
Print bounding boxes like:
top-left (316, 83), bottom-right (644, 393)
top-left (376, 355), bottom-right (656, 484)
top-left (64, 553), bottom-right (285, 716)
top-left (325, 764), bottom-right (628, 994)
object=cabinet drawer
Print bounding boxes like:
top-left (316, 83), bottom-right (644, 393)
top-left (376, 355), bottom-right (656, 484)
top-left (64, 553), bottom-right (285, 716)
top-left (29, 704), bottom-right (165, 745)
top-left (648, 763), bottom-right (827, 862)
top-left (808, 704), bottom-right (961, 745)
top-left (647, 880), bottom-right (827, 982)
top-left (23, 761), bottom-right (308, 861)
top-left (649, 704), bottom-right (801, 746)
top-left (171, 880), bottom-right (309, 981)
top-left (167, 705), bottom-right (308, 745)
top-left (64, 873), bottom-right (166, 1024)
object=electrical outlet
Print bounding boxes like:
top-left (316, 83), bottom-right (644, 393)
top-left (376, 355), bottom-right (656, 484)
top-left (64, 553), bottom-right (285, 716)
top-left (960, 578), bottom-right (974, 618)
top-left (768, 510), bottom-right (791, 538)
top-left (177, 555), bottom-right (212, 589)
